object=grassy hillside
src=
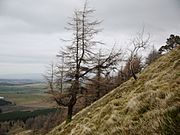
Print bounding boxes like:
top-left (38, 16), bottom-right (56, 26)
top-left (47, 47), bottom-right (180, 135)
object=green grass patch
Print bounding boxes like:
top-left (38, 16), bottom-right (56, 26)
top-left (0, 83), bottom-right (51, 106)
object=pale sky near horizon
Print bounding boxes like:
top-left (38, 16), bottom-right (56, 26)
top-left (0, 0), bottom-right (180, 76)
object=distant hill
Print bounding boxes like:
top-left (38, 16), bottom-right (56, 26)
top-left (47, 47), bottom-right (180, 135)
top-left (0, 73), bottom-right (45, 85)
top-left (0, 79), bottom-right (44, 85)
top-left (0, 73), bottom-right (44, 81)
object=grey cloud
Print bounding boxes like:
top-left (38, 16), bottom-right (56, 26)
top-left (0, 0), bottom-right (179, 75)
top-left (0, 0), bottom-right (179, 34)
top-left (91, 0), bottom-right (180, 32)
top-left (0, 0), bottom-right (82, 33)
top-left (0, 55), bottom-right (50, 64)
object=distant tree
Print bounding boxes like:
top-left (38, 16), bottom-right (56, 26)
top-left (44, 62), bottom-right (55, 92)
top-left (114, 66), bottom-right (126, 86)
top-left (159, 34), bottom-right (180, 54)
top-left (55, 54), bottom-right (66, 93)
top-left (128, 28), bottom-right (150, 80)
top-left (25, 117), bottom-right (34, 129)
top-left (87, 48), bottom-right (122, 99)
top-left (146, 46), bottom-right (160, 65)
top-left (123, 55), bottom-right (142, 80)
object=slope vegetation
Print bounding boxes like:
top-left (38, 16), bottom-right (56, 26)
top-left (48, 47), bottom-right (180, 135)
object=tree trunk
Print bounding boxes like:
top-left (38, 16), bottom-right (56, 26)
top-left (96, 90), bottom-right (100, 99)
top-left (66, 92), bottom-right (77, 123)
top-left (96, 65), bottom-right (101, 99)
top-left (130, 62), bottom-right (137, 80)
top-left (66, 104), bottom-right (74, 123)
top-left (131, 70), bottom-right (137, 80)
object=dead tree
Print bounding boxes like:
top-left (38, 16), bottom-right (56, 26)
top-left (123, 55), bottom-right (142, 80)
top-left (45, 2), bottom-right (103, 123)
top-left (58, 11), bottom-right (81, 123)
top-left (45, 1), bottom-right (123, 123)
top-left (44, 62), bottom-right (55, 92)
top-left (56, 54), bottom-right (66, 93)
top-left (91, 48), bottom-right (122, 98)
top-left (146, 46), bottom-right (160, 65)
top-left (128, 28), bottom-right (150, 80)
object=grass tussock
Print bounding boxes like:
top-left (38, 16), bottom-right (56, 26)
top-left (47, 47), bottom-right (180, 135)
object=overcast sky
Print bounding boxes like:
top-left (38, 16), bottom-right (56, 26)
top-left (0, 0), bottom-right (180, 77)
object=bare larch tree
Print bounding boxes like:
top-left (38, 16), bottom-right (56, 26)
top-left (45, 1), bottom-right (122, 123)
top-left (128, 28), bottom-right (150, 80)
top-left (45, 2), bottom-right (103, 123)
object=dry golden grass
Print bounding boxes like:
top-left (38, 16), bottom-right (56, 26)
top-left (47, 47), bottom-right (180, 135)
top-left (14, 130), bottom-right (33, 135)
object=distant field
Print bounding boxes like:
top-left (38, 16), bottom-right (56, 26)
top-left (0, 108), bottom-right (59, 122)
top-left (0, 83), bottom-right (46, 94)
top-left (0, 83), bottom-right (55, 111)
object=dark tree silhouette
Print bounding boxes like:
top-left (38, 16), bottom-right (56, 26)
top-left (159, 34), bottom-right (180, 54)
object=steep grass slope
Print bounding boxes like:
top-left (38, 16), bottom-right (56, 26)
top-left (48, 47), bottom-right (180, 135)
